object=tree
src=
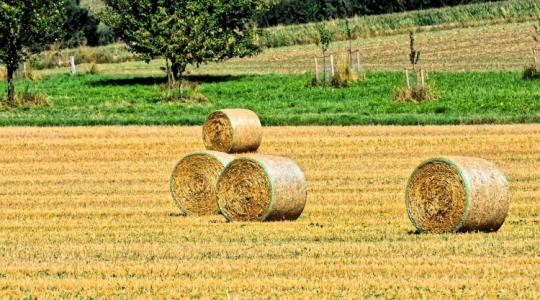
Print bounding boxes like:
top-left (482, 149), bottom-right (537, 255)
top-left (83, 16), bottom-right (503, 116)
top-left (103, 0), bottom-right (264, 95)
top-left (62, 0), bottom-right (100, 48)
top-left (315, 23), bottom-right (333, 84)
top-left (409, 32), bottom-right (420, 72)
top-left (0, 0), bottom-right (66, 104)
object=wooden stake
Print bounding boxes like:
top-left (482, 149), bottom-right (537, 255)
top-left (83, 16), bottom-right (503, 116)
top-left (330, 55), bottom-right (335, 77)
top-left (315, 58), bottom-right (319, 82)
top-left (69, 56), bottom-right (76, 76)
top-left (420, 68), bottom-right (425, 87)
top-left (405, 68), bottom-right (411, 90)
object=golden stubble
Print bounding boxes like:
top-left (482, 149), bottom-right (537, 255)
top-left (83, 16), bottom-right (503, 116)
top-left (0, 125), bottom-right (539, 298)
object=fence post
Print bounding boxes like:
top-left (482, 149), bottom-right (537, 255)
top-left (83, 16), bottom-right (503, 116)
top-left (405, 68), bottom-right (411, 90)
top-left (330, 55), bottom-right (335, 77)
top-left (420, 67), bottom-right (425, 87)
top-left (70, 56), bottom-right (76, 76)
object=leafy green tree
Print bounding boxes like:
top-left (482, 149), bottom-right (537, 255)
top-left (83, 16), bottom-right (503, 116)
top-left (103, 0), bottom-right (264, 94)
top-left (0, 0), bottom-right (66, 104)
top-left (62, 0), bottom-right (100, 48)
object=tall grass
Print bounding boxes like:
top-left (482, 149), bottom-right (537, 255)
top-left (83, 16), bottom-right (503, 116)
top-left (31, 44), bottom-right (137, 70)
top-left (262, 0), bottom-right (540, 47)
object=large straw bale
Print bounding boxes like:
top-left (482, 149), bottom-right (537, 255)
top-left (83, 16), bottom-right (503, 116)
top-left (405, 156), bottom-right (510, 233)
top-left (170, 151), bottom-right (234, 215)
top-left (203, 109), bottom-right (262, 153)
top-left (217, 155), bottom-right (307, 222)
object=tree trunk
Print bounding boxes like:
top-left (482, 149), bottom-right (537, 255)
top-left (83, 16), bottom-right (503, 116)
top-left (171, 63), bottom-right (186, 98)
top-left (165, 58), bottom-right (172, 88)
top-left (6, 65), bottom-right (15, 105)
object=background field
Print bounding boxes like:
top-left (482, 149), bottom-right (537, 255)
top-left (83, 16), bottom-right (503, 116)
top-left (30, 21), bottom-right (540, 74)
top-left (1, 125), bottom-right (539, 298)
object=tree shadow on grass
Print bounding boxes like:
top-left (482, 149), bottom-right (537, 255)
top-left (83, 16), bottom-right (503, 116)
top-left (89, 74), bottom-right (245, 87)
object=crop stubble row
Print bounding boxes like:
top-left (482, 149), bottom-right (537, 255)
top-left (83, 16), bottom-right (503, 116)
top-left (0, 125), bottom-right (539, 298)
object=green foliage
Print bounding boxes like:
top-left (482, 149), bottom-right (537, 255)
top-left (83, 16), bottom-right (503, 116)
top-left (0, 71), bottom-right (539, 125)
top-left (394, 85), bottom-right (438, 103)
top-left (0, 85), bottom-right (51, 110)
top-left (0, 1), bottom-right (66, 66)
top-left (331, 57), bottom-right (360, 88)
top-left (523, 65), bottom-right (540, 80)
top-left (86, 64), bottom-right (100, 75)
top-left (62, 0), bottom-right (100, 47)
top-left (315, 23), bottom-right (333, 55)
top-left (258, 0), bottom-right (498, 27)
top-left (0, 0), bottom-right (67, 103)
top-left (103, 0), bottom-right (264, 82)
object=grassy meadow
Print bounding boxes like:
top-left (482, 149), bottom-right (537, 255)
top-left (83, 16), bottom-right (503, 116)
top-left (0, 125), bottom-right (539, 298)
top-left (1, 71), bottom-right (539, 126)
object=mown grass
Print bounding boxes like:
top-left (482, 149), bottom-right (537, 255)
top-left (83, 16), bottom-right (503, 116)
top-left (0, 71), bottom-right (539, 126)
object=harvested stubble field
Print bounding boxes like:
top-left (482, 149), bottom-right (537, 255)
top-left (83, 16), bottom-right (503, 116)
top-left (1, 125), bottom-right (540, 298)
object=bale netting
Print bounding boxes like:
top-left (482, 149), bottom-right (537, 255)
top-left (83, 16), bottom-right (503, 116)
top-left (202, 109), bottom-right (262, 153)
top-left (170, 151), bottom-right (234, 216)
top-left (217, 155), bottom-right (307, 222)
top-left (405, 156), bottom-right (510, 233)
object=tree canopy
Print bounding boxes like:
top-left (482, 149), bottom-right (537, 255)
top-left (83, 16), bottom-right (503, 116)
top-left (258, 0), bottom-right (497, 26)
top-left (0, 0), bottom-right (66, 103)
top-left (103, 0), bottom-right (264, 82)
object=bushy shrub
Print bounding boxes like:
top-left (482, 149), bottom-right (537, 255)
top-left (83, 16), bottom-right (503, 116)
top-left (1, 86), bottom-right (51, 109)
top-left (31, 44), bottom-right (136, 70)
top-left (86, 64), bottom-right (100, 75)
top-left (523, 65), bottom-right (540, 80)
top-left (22, 63), bottom-right (39, 81)
top-left (161, 81), bottom-right (208, 103)
top-left (331, 62), bottom-right (359, 88)
top-left (394, 84), bottom-right (438, 103)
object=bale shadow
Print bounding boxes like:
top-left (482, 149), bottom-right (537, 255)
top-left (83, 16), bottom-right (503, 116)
top-left (89, 74), bottom-right (243, 87)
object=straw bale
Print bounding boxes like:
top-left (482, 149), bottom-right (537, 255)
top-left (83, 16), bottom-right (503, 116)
top-left (405, 156), bottom-right (510, 233)
top-left (217, 155), bottom-right (307, 222)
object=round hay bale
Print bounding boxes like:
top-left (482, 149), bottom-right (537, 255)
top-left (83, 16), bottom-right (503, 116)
top-left (405, 156), bottom-right (510, 233)
top-left (217, 155), bottom-right (307, 222)
top-left (170, 151), bottom-right (234, 216)
top-left (202, 109), bottom-right (262, 153)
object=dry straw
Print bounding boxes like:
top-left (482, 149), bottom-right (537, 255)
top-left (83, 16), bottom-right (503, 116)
top-left (217, 155), bottom-right (307, 222)
top-left (203, 109), bottom-right (262, 153)
top-left (405, 156), bottom-right (510, 233)
top-left (170, 151), bottom-right (234, 216)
